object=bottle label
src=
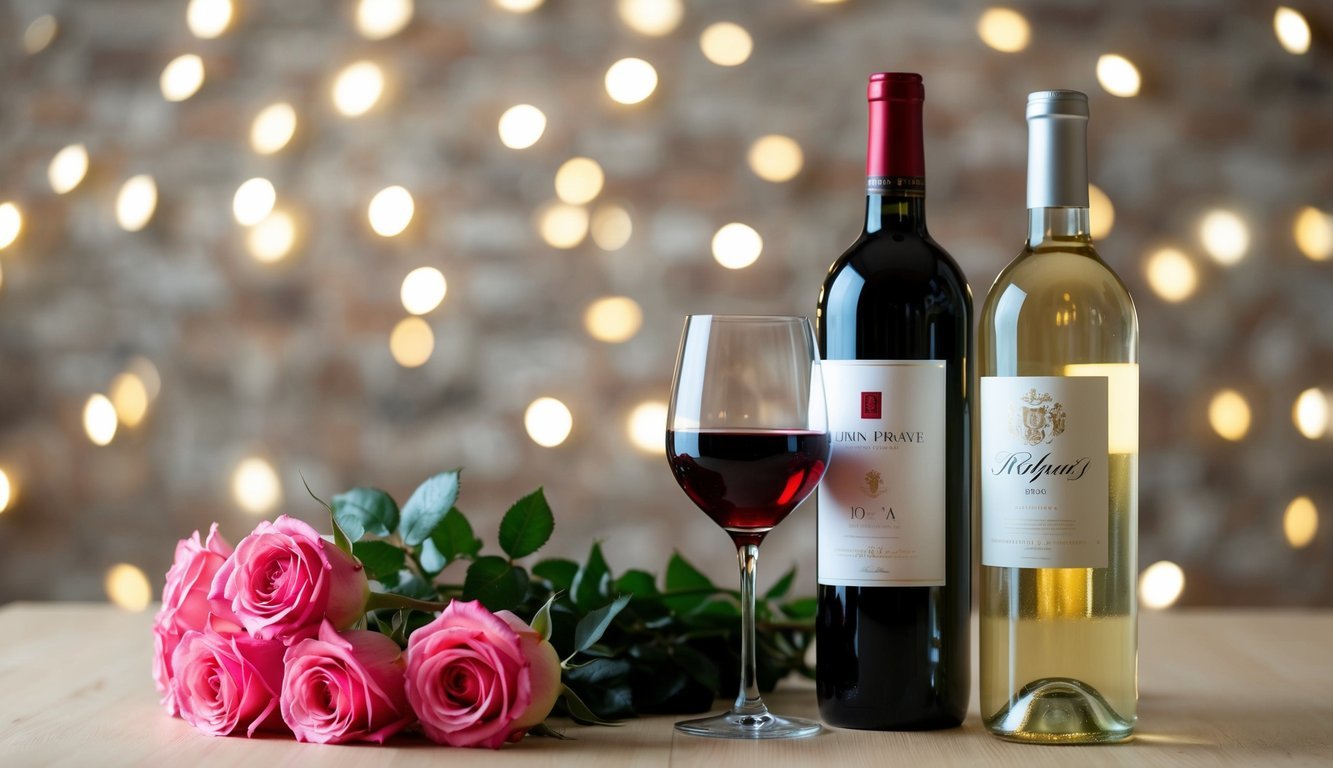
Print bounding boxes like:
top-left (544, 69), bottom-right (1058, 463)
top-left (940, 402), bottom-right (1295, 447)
top-left (866, 176), bottom-right (925, 197)
top-left (980, 375), bottom-right (1109, 569)
top-left (817, 360), bottom-right (946, 587)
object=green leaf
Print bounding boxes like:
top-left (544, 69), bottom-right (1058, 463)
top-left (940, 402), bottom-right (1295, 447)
top-left (399, 470), bottom-right (461, 547)
top-left (665, 552), bottom-right (714, 591)
top-left (531, 592), bottom-right (556, 643)
top-left (559, 684), bottom-right (621, 726)
top-left (418, 537), bottom-right (447, 576)
top-left (572, 594), bottom-right (631, 656)
top-left (571, 542), bottom-right (611, 610)
top-left (670, 643), bottom-right (721, 693)
top-left (431, 507), bottom-right (481, 562)
top-left (332, 487), bottom-right (400, 543)
top-left (781, 596), bottom-right (818, 620)
top-left (498, 488), bottom-right (555, 559)
top-left (301, 474), bottom-right (351, 554)
top-left (462, 556), bottom-right (529, 612)
top-left (764, 565), bottom-right (797, 601)
top-left (615, 569), bottom-right (659, 597)
top-left (352, 540), bottom-right (406, 582)
top-left (533, 558), bottom-right (580, 592)
top-left (527, 722), bottom-right (570, 740)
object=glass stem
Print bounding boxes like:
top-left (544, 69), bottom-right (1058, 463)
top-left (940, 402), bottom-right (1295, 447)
top-left (732, 542), bottom-right (767, 717)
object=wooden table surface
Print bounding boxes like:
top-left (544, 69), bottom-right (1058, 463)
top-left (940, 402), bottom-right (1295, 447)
top-left (2, 603), bottom-right (1331, 767)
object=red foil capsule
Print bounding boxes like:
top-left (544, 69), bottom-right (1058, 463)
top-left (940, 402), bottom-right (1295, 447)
top-left (866, 72), bottom-right (925, 186)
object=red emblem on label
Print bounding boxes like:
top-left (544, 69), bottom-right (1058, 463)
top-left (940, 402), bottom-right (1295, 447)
top-left (861, 392), bottom-right (882, 419)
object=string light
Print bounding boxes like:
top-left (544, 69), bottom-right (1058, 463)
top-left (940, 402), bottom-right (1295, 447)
top-left (605, 58), bottom-right (658, 105)
top-left (1088, 183), bottom-right (1115, 240)
top-left (48, 144), bottom-right (90, 194)
top-left (555, 158), bottom-right (605, 205)
top-left (231, 457), bottom-right (282, 515)
top-left (0, 469), bottom-right (12, 514)
top-left (747, 135), bottom-right (804, 183)
top-left (1199, 209), bottom-right (1249, 265)
top-left (187, 0), bottom-right (234, 39)
top-left (1293, 206), bottom-right (1332, 261)
top-left (251, 102), bottom-right (298, 155)
top-left (493, 0), bottom-right (544, 11)
top-left (1293, 388), bottom-right (1329, 440)
top-left (105, 564), bottom-right (152, 612)
top-left (617, 0), bottom-right (682, 36)
top-left (368, 186), bottom-right (415, 237)
top-left (116, 175), bottom-right (158, 232)
top-left (591, 203), bottom-right (633, 251)
top-left (401, 267), bottom-right (447, 315)
top-left (246, 210), bottom-right (297, 262)
top-left (1096, 54), bottom-right (1141, 98)
top-left (1284, 496), bottom-right (1318, 549)
top-left (538, 204), bottom-right (589, 249)
top-left (497, 104), bottom-right (547, 149)
top-left (232, 177), bottom-right (277, 226)
top-left (1274, 7), bottom-right (1311, 55)
top-left (977, 7), bottom-right (1030, 53)
top-left (700, 22), bottom-right (753, 67)
top-left (357, 0), bottom-right (413, 40)
top-left (1138, 561), bottom-right (1185, 610)
top-left (0, 202), bottom-right (21, 250)
top-left (1208, 389), bottom-right (1251, 442)
top-left (712, 222), bottom-right (763, 269)
top-left (129, 357), bottom-right (162, 400)
top-left (584, 297), bottom-right (643, 343)
top-left (332, 61), bottom-right (385, 117)
top-left (627, 401), bottom-right (668, 454)
top-left (1143, 247), bottom-right (1198, 303)
top-left (525, 397), bottom-right (573, 447)
top-left (160, 54), bottom-right (206, 102)
top-left (23, 15), bottom-right (58, 55)
top-left (390, 317), bottom-right (434, 367)
top-left (83, 394), bottom-right (119, 447)
top-left (110, 372), bottom-right (150, 429)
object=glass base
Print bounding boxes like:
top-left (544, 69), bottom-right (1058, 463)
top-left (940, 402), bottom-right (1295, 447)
top-left (674, 709), bottom-right (822, 740)
top-left (986, 677), bottom-right (1135, 744)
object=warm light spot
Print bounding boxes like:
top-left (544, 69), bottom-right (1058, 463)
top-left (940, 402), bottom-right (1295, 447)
top-left (617, 0), bottom-right (682, 36)
top-left (525, 397), bottom-right (573, 447)
top-left (1096, 54), bottom-right (1141, 98)
top-left (368, 185), bottom-right (415, 237)
top-left (700, 22), bottom-right (753, 66)
top-left (748, 135), bottom-right (804, 183)
top-left (250, 102), bottom-right (298, 155)
top-left (231, 457), bottom-right (282, 515)
top-left (187, 0), bottom-right (233, 39)
top-left (110, 372), bottom-right (150, 429)
top-left (401, 267), bottom-right (447, 315)
top-left (1274, 7), bottom-right (1311, 55)
top-left (357, 0), bottom-right (413, 39)
top-left (555, 157), bottom-right (605, 205)
top-left (0, 202), bottom-right (21, 249)
top-left (1284, 496), bottom-right (1318, 549)
top-left (1208, 389), bottom-right (1251, 442)
top-left (1088, 183), bottom-right (1115, 240)
top-left (160, 54), bottom-right (205, 102)
top-left (538, 203), bottom-right (589, 249)
top-left (605, 58), bottom-right (658, 105)
top-left (332, 61), bottom-right (385, 117)
top-left (497, 104), bottom-right (547, 149)
top-left (1138, 561), bottom-right (1185, 610)
top-left (0, 469), bottom-right (12, 514)
top-left (493, 0), bottom-right (544, 11)
top-left (246, 210), bottom-right (297, 263)
top-left (1293, 388), bottom-right (1329, 440)
top-left (1143, 247), bottom-right (1198, 303)
top-left (389, 317), bottom-right (434, 367)
top-left (129, 357), bottom-right (162, 400)
top-left (48, 144), bottom-right (89, 194)
top-left (977, 7), bottom-right (1030, 53)
top-left (105, 564), bottom-right (152, 612)
top-left (1199, 209), bottom-right (1249, 266)
top-left (627, 401), bottom-right (668, 454)
top-left (591, 203), bottom-right (633, 251)
top-left (712, 222), bottom-right (763, 269)
top-left (117, 175), bottom-right (158, 232)
top-left (584, 296), bottom-right (643, 343)
top-left (23, 15), bottom-right (58, 55)
top-left (83, 394), bottom-right (118, 447)
top-left (1293, 206), bottom-right (1333, 261)
top-left (232, 177), bottom-right (276, 226)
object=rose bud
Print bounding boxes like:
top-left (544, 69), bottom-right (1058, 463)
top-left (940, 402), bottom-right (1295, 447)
top-left (280, 622), bottom-right (414, 744)
top-left (172, 630), bottom-right (288, 737)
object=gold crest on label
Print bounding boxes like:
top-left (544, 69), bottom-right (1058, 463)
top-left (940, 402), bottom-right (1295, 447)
top-left (862, 469), bottom-right (887, 498)
top-left (1011, 388), bottom-right (1066, 445)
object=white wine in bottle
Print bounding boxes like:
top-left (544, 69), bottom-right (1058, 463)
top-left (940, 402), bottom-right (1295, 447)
top-left (978, 90), bottom-right (1140, 744)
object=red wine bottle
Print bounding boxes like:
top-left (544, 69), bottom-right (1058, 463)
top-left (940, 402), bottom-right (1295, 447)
top-left (814, 72), bottom-right (971, 730)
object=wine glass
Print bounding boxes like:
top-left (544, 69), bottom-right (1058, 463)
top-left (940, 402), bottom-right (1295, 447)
top-left (666, 315), bottom-right (830, 739)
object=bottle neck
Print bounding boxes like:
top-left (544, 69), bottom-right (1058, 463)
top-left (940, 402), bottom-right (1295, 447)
top-left (1027, 206), bottom-right (1091, 247)
top-left (865, 84), bottom-right (926, 235)
top-left (866, 193), bottom-right (928, 234)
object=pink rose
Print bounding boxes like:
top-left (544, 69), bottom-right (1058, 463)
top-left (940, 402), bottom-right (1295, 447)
top-left (405, 600), bottom-right (562, 748)
top-left (280, 622), bottom-right (414, 744)
top-left (210, 515), bottom-right (369, 645)
top-left (153, 524), bottom-right (241, 715)
top-left (172, 630), bottom-right (288, 737)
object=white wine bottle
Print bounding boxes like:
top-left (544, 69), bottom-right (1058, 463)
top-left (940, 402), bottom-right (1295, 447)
top-left (978, 90), bottom-right (1139, 743)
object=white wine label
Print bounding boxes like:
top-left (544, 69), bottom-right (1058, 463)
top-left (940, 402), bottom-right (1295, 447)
top-left (817, 360), bottom-right (946, 587)
top-left (981, 375), bottom-right (1109, 569)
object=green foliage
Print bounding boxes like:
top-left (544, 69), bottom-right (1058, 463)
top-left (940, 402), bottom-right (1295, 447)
top-left (317, 471), bottom-right (816, 722)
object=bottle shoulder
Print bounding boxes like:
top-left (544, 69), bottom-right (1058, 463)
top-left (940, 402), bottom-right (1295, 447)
top-left (823, 230), bottom-right (972, 306)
